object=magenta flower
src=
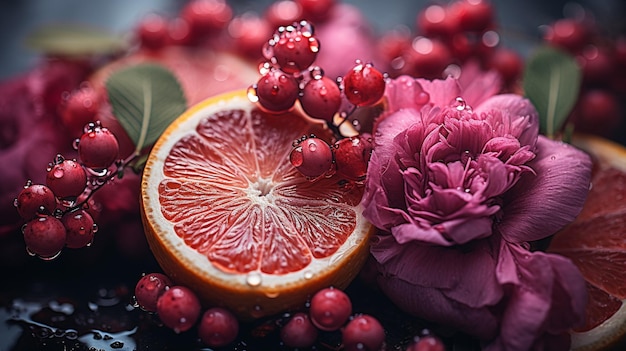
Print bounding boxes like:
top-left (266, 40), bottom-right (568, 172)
top-left (362, 75), bottom-right (592, 350)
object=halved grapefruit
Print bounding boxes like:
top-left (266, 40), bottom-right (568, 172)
top-left (140, 90), bottom-right (373, 320)
top-left (548, 134), bottom-right (626, 351)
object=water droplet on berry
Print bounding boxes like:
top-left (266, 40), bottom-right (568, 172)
top-left (246, 271), bottom-right (262, 286)
top-left (351, 120), bottom-right (361, 131)
top-left (262, 42), bottom-right (274, 59)
top-left (299, 20), bottom-right (314, 37)
top-left (308, 37), bottom-right (320, 53)
top-left (54, 154), bottom-right (65, 164)
top-left (72, 138), bottom-right (80, 150)
top-left (247, 85), bottom-right (259, 103)
top-left (271, 85), bottom-right (280, 96)
top-left (309, 66), bottom-right (324, 80)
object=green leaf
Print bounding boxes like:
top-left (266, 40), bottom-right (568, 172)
top-left (523, 46), bottom-right (582, 139)
top-left (26, 25), bottom-right (126, 56)
top-left (106, 63), bottom-right (187, 161)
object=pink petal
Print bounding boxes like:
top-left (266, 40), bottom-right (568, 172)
top-left (475, 94), bottom-right (539, 148)
top-left (497, 136), bottom-right (592, 243)
top-left (417, 77), bottom-right (461, 107)
top-left (456, 60), bottom-right (503, 107)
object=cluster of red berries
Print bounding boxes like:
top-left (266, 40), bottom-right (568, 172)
top-left (379, 0), bottom-right (523, 89)
top-left (135, 272), bottom-right (445, 350)
top-left (14, 121), bottom-right (120, 259)
top-left (541, 11), bottom-right (626, 137)
top-left (247, 20), bottom-right (385, 182)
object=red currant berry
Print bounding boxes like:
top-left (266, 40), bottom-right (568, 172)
top-left (296, 0), bottom-right (336, 22)
top-left (543, 18), bottom-right (589, 54)
top-left (78, 124), bottom-right (119, 170)
top-left (417, 4), bottom-right (459, 38)
top-left (334, 135), bottom-right (373, 182)
top-left (135, 273), bottom-right (173, 312)
top-left (228, 14), bottom-right (273, 59)
top-left (578, 45), bottom-right (615, 85)
top-left (59, 85), bottom-right (101, 136)
top-left (156, 286), bottom-right (201, 333)
top-left (406, 335), bottom-right (446, 351)
top-left (404, 37), bottom-right (452, 79)
top-left (46, 157), bottom-right (87, 200)
top-left (572, 89), bottom-right (621, 136)
top-left (198, 307), bottom-right (239, 347)
top-left (251, 69), bottom-right (299, 113)
top-left (167, 17), bottom-right (193, 46)
top-left (343, 62), bottom-right (386, 107)
top-left (309, 287), bottom-right (352, 331)
top-left (486, 48), bottom-right (523, 85)
top-left (180, 0), bottom-right (233, 37)
top-left (15, 184), bottom-right (57, 220)
top-left (272, 27), bottom-right (320, 74)
top-left (289, 136), bottom-right (334, 179)
top-left (137, 13), bottom-right (169, 51)
top-left (299, 74), bottom-right (341, 122)
top-left (452, 0), bottom-right (494, 33)
top-left (22, 215), bottom-right (67, 259)
top-left (280, 312), bottom-right (318, 348)
top-left (265, 1), bottom-right (303, 28)
top-left (61, 209), bottom-right (95, 249)
top-left (342, 314), bottom-right (385, 351)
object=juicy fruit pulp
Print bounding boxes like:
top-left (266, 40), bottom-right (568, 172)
top-left (141, 92), bottom-right (372, 319)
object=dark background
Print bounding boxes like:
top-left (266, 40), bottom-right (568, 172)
top-left (0, 0), bottom-right (624, 80)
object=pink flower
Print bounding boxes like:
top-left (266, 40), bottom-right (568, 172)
top-left (362, 75), bottom-right (592, 350)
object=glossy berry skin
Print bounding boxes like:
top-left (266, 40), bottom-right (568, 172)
top-left (78, 126), bottom-right (119, 170)
top-left (289, 137), bottom-right (334, 179)
top-left (299, 76), bottom-right (342, 122)
top-left (272, 30), bottom-right (319, 74)
top-left (264, 0), bottom-right (303, 28)
top-left (309, 287), bottom-right (352, 331)
top-left (137, 13), bottom-right (169, 51)
top-left (280, 312), bottom-right (318, 348)
top-left (453, 0), bottom-right (494, 32)
top-left (59, 86), bottom-right (101, 137)
top-left (296, 0), bottom-right (336, 22)
top-left (22, 215), bottom-right (67, 259)
top-left (406, 335), bottom-right (446, 351)
top-left (180, 0), bottom-right (233, 36)
top-left (198, 307), bottom-right (239, 347)
top-left (343, 63), bottom-right (386, 107)
top-left (254, 70), bottom-right (299, 113)
top-left (156, 286), bottom-right (201, 333)
top-left (487, 48), bottom-right (523, 85)
top-left (417, 4), bottom-right (459, 38)
top-left (543, 18), bottom-right (589, 54)
top-left (61, 209), bottom-right (95, 249)
top-left (342, 314), bottom-right (385, 351)
top-left (46, 159), bottom-right (87, 199)
top-left (15, 184), bottom-right (57, 220)
top-left (334, 136), bottom-right (373, 182)
top-left (135, 273), bottom-right (173, 312)
top-left (228, 14), bottom-right (273, 59)
top-left (404, 37), bottom-right (452, 80)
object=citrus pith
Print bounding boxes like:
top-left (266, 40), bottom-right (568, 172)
top-left (140, 90), bottom-right (373, 319)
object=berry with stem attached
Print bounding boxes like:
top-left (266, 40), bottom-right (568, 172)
top-left (135, 273), bottom-right (173, 313)
top-left (15, 183), bottom-right (57, 220)
top-left (77, 122), bottom-right (120, 171)
top-left (342, 314), bottom-right (386, 351)
top-left (46, 156), bottom-right (87, 201)
top-left (299, 71), bottom-right (342, 122)
top-left (309, 287), bottom-right (352, 331)
top-left (289, 136), bottom-right (334, 179)
top-left (156, 285), bottom-right (201, 333)
top-left (198, 307), bottom-right (239, 347)
top-left (280, 312), bottom-right (318, 348)
top-left (342, 62), bottom-right (386, 107)
top-left (22, 215), bottom-right (67, 260)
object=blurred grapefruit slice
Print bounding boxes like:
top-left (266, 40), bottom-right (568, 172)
top-left (548, 134), bottom-right (626, 351)
top-left (140, 90), bottom-right (373, 319)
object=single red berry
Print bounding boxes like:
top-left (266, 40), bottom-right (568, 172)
top-left (280, 312), bottom-right (318, 348)
top-left (406, 335), bottom-right (446, 351)
top-left (62, 209), bottom-right (95, 249)
top-left (59, 85), bottom-right (101, 137)
top-left (289, 136), bottom-right (334, 179)
top-left (309, 287), bottom-right (352, 331)
top-left (299, 74), bottom-right (342, 122)
top-left (451, 0), bottom-right (494, 33)
top-left (272, 27), bottom-right (320, 74)
top-left (22, 215), bottom-right (67, 259)
top-left (264, 0), bottom-right (303, 28)
top-left (15, 184), bottom-right (57, 220)
top-left (404, 37), bottom-right (452, 79)
top-left (342, 314), bottom-right (385, 351)
top-left (417, 4), bottom-right (459, 38)
top-left (572, 89), bottom-right (621, 136)
top-left (135, 273), bottom-right (173, 312)
top-left (137, 13), bottom-right (169, 51)
top-left (334, 136), bottom-right (373, 182)
top-left (343, 62), bottom-right (386, 107)
top-left (198, 307), bottom-right (239, 347)
top-left (78, 124), bottom-right (120, 170)
top-left (487, 48), bottom-right (523, 85)
top-left (377, 29), bottom-right (412, 64)
top-left (156, 286), bottom-right (201, 333)
top-left (543, 18), bottom-right (589, 54)
top-left (46, 157), bottom-right (87, 200)
top-left (167, 17), bottom-right (194, 46)
top-left (296, 0), bottom-right (336, 22)
top-left (180, 0), bottom-right (233, 39)
top-left (252, 69), bottom-right (300, 113)
top-left (228, 14), bottom-right (273, 59)
top-left (578, 45), bottom-right (615, 85)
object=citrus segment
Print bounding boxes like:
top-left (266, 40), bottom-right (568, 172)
top-left (547, 134), bottom-right (626, 350)
top-left (141, 91), bottom-right (373, 319)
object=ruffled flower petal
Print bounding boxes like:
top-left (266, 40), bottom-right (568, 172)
top-left (474, 94), bottom-right (539, 148)
top-left (497, 136), bottom-right (592, 243)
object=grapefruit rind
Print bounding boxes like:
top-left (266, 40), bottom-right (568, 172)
top-left (141, 91), bottom-right (373, 319)
top-left (570, 300), bottom-right (626, 351)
